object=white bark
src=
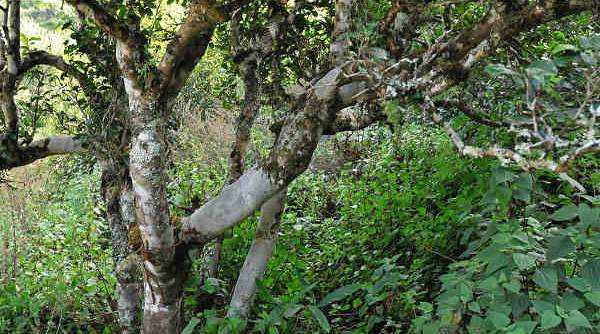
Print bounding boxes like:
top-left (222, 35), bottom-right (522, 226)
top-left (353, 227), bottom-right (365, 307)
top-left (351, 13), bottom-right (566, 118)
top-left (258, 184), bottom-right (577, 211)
top-left (227, 189), bottom-right (287, 318)
top-left (181, 168), bottom-right (278, 242)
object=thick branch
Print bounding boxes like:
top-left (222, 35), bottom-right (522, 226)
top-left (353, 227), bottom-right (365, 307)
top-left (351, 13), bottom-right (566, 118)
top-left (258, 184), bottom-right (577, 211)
top-left (331, 0), bottom-right (352, 65)
top-left (66, 0), bottom-right (147, 92)
top-left (323, 104), bottom-right (387, 135)
top-left (0, 135), bottom-right (84, 169)
top-left (421, 0), bottom-right (599, 94)
top-left (180, 67), bottom-right (343, 244)
top-left (65, 0), bottom-right (141, 45)
top-left (6, 0), bottom-right (19, 74)
top-left (157, 0), bottom-right (228, 99)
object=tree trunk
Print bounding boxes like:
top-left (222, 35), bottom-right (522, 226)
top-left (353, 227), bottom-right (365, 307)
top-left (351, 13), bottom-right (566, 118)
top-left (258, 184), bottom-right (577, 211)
top-left (227, 189), bottom-right (287, 318)
top-left (101, 163), bottom-right (142, 333)
top-left (126, 96), bottom-right (185, 333)
top-left (200, 235), bottom-right (223, 280)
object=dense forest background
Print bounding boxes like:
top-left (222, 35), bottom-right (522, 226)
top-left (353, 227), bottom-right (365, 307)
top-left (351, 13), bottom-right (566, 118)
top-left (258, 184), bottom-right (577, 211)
top-left (1, 0), bottom-right (599, 333)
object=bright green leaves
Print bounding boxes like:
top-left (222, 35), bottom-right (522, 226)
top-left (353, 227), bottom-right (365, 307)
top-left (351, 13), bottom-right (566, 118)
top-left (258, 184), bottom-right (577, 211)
top-left (308, 305), bottom-right (330, 333)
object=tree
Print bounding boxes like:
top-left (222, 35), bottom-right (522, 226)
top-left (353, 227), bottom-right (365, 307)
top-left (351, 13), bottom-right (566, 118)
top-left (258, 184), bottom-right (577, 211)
top-left (17, 0), bottom-right (599, 332)
top-left (0, 0), bottom-right (599, 333)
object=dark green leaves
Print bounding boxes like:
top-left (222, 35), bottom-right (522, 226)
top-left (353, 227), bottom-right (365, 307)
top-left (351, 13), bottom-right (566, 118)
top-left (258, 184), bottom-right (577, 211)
top-left (489, 311), bottom-right (510, 330)
top-left (318, 284), bottom-right (361, 307)
top-left (564, 310), bottom-right (592, 329)
top-left (533, 268), bottom-right (558, 293)
top-left (582, 260), bottom-right (600, 290)
top-left (181, 317), bottom-right (201, 334)
top-left (546, 236), bottom-right (575, 262)
top-left (513, 253), bottom-right (536, 270)
top-left (578, 203), bottom-right (600, 228)
top-left (308, 305), bottom-right (330, 333)
top-left (549, 204), bottom-right (578, 221)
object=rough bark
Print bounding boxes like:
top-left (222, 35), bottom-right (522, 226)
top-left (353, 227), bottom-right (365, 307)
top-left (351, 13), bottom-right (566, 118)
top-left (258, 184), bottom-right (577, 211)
top-left (127, 97), bottom-right (184, 333)
top-left (331, 0), bottom-right (353, 65)
top-left (227, 189), bottom-right (286, 318)
top-left (100, 161), bottom-right (142, 333)
top-left (181, 67), bottom-right (343, 244)
top-left (200, 235), bottom-right (223, 280)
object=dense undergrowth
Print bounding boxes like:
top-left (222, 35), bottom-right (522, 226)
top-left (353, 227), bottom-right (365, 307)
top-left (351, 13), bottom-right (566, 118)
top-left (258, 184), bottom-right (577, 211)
top-left (2, 117), bottom-right (600, 333)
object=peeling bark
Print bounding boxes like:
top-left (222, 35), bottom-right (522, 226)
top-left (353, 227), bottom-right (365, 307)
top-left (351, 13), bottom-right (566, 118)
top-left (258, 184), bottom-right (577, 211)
top-left (227, 189), bottom-right (286, 318)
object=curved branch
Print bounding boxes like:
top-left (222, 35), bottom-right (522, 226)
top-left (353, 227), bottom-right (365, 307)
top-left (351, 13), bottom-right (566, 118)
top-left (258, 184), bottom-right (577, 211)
top-left (157, 0), bottom-right (229, 99)
top-left (19, 50), bottom-right (99, 103)
top-left (420, 0), bottom-right (599, 94)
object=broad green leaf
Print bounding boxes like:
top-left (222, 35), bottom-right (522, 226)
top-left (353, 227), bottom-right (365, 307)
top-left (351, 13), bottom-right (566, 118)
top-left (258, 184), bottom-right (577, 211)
top-left (579, 203), bottom-right (599, 228)
top-left (181, 317), bottom-right (201, 334)
top-left (318, 283), bottom-right (361, 307)
top-left (546, 236), bottom-right (575, 262)
top-left (422, 322), bottom-right (440, 334)
top-left (489, 311), bottom-right (510, 329)
top-left (458, 282), bottom-right (473, 303)
top-left (582, 259), bottom-right (600, 290)
top-left (511, 293), bottom-right (530, 318)
top-left (533, 268), bottom-right (557, 293)
top-left (564, 310), bottom-right (592, 329)
top-left (567, 277), bottom-right (590, 292)
top-left (540, 310), bottom-right (561, 330)
top-left (549, 204), bottom-right (578, 221)
top-left (468, 301), bottom-right (481, 313)
top-left (560, 293), bottom-right (584, 311)
top-left (513, 253), bottom-right (536, 270)
top-left (532, 300), bottom-right (554, 314)
top-left (283, 304), bottom-right (304, 318)
top-left (552, 44), bottom-right (579, 54)
top-left (584, 291), bottom-right (600, 307)
top-left (503, 279), bottom-right (521, 293)
top-left (514, 321), bottom-right (538, 334)
top-left (308, 305), bottom-right (330, 333)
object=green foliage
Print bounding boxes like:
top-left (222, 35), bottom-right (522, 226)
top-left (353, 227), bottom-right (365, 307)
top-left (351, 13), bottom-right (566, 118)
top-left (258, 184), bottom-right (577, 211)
top-left (0, 165), bottom-right (115, 333)
top-left (412, 167), bottom-right (600, 333)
